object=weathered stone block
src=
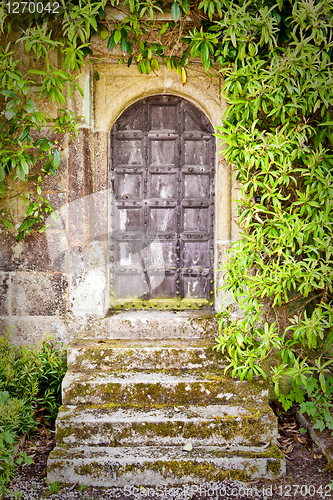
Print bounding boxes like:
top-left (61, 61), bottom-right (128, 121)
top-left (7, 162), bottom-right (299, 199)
top-left (55, 404), bottom-right (278, 447)
top-left (47, 444), bottom-right (286, 486)
top-left (74, 310), bottom-right (218, 340)
top-left (0, 316), bottom-right (68, 346)
top-left (62, 371), bottom-right (269, 407)
top-left (11, 272), bottom-right (68, 316)
top-left (67, 338), bottom-right (226, 372)
top-left (0, 273), bottom-right (10, 315)
top-left (14, 231), bottom-right (67, 273)
top-left (68, 128), bottom-right (93, 203)
top-left (0, 233), bottom-right (17, 272)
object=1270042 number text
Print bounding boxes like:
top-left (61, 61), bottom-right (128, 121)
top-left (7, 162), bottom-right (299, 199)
top-left (5, 1), bottom-right (60, 14)
top-left (277, 485), bottom-right (332, 497)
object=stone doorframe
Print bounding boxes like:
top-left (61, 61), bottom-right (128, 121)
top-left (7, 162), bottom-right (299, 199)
top-left (0, 60), bottom-right (238, 346)
top-left (65, 63), bottom-right (235, 319)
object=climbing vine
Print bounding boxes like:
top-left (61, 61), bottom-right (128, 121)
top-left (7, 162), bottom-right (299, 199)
top-left (0, 0), bottom-right (332, 431)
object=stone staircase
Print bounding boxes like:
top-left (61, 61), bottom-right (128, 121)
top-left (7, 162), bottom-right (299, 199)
top-left (47, 311), bottom-right (285, 486)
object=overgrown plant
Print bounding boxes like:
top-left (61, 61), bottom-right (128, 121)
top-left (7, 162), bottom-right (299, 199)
top-left (0, 39), bottom-right (82, 240)
top-left (0, 332), bottom-right (66, 496)
top-left (214, 0), bottom-right (333, 432)
top-left (0, 331), bottom-right (67, 422)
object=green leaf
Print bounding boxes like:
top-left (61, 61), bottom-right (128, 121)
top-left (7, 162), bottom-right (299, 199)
top-left (5, 108), bottom-right (16, 120)
top-left (26, 204), bottom-right (34, 216)
top-left (313, 420), bottom-right (326, 432)
top-left (20, 160), bottom-right (29, 175)
top-left (1, 219), bottom-right (13, 229)
top-left (200, 43), bottom-right (209, 63)
top-left (99, 24), bottom-right (109, 40)
top-left (18, 126), bottom-right (30, 143)
top-left (114, 30), bottom-right (122, 43)
top-left (107, 33), bottom-right (116, 50)
top-left (160, 23), bottom-right (169, 36)
top-left (19, 219), bottom-right (31, 232)
top-left (171, 1), bottom-right (180, 20)
top-left (120, 37), bottom-right (129, 53)
top-left (53, 149), bottom-right (61, 168)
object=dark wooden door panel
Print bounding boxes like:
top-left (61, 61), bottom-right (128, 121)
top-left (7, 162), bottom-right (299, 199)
top-left (109, 95), bottom-right (215, 310)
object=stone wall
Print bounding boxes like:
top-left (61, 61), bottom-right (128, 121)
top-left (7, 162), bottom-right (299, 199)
top-left (0, 35), bottom-right (240, 346)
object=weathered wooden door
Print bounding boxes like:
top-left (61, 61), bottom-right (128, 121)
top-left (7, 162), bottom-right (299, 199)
top-left (109, 95), bottom-right (215, 310)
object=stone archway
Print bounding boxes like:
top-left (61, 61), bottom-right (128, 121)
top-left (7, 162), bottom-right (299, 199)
top-left (90, 64), bottom-right (232, 312)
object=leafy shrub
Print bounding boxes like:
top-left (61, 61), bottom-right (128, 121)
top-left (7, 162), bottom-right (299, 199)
top-left (0, 392), bottom-right (35, 435)
top-left (214, 0), bottom-right (333, 434)
top-left (0, 331), bottom-right (67, 496)
top-left (36, 335), bottom-right (67, 422)
top-left (0, 330), bottom-right (67, 423)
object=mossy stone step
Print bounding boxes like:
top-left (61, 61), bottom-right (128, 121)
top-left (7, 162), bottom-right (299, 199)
top-left (67, 338), bottom-right (227, 372)
top-left (62, 371), bottom-right (269, 407)
top-left (47, 444), bottom-right (285, 486)
top-left (55, 404), bottom-right (278, 447)
top-left (49, 312), bottom-right (284, 486)
top-left (75, 310), bottom-right (217, 340)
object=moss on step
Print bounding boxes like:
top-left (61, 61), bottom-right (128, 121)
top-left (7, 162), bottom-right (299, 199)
top-left (55, 408), bottom-right (274, 447)
top-left (48, 445), bottom-right (284, 482)
top-left (68, 345), bottom-right (226, 373)
top-left (63, 372), bottom-right (268, 407)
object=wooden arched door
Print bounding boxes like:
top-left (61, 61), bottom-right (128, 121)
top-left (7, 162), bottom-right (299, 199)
top-left (109, 95), bottom-right (215, 310)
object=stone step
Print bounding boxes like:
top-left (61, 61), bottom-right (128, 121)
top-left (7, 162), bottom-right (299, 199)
top-left (72, 311), bottom-right (217, 340)
top-left (47, 444), bottom-right (285, 486)
top-left (67, 339), bottom-right (227, 372)
top-left (55, 404), bottom-right (278, 447)
top-left (62, 371), bottom-right (269, 407)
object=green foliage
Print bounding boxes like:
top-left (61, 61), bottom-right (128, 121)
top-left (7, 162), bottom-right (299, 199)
top-left (0, 331), bottom-right (66, 496)
top-left (214, 0), bottom-right (333, 433)
top-left (77, 483), bottom-right (88, 492)
top-left (0, 428), bottom-right (23, 497)
top-left (0, 0), bottom-right (294, 237)
top-left (36, 335), bottom-right (68, 422)
top-left (48, 480), bottom-right (61, 494)
top-left (0, 330), bottom-right (67, 422)
top-left (0, 31), bottom-right (82, 238)
top-left (0, 391), bottom-right (35, 435)
top-left (0, 423), bottom-right (34, 497)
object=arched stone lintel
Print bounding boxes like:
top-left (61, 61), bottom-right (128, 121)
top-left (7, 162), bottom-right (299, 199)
top-left (94, 65), bottom-right (226, 132)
